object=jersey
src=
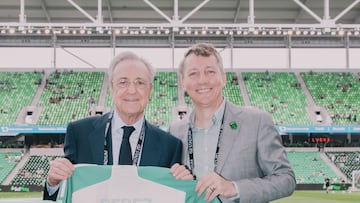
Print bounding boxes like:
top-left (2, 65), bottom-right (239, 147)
top-left (56, 164), bottom-right (221, 203)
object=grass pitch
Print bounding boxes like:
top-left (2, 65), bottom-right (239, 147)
top-left (271, 190), bottom-right (360, 203)
top-left (0, 192), bottom-right (41, 199)
top-left (0, 190), bottom-right (359, 202)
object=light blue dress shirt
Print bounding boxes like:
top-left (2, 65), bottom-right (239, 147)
top-left (188, 100), bottom-right (240, 201)
top-left (188, 100), bottom-right (225, 179)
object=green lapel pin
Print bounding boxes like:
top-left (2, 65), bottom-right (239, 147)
top-left (229, 121), bottom-right (237, 130)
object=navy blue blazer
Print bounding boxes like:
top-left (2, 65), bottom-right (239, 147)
top-left (44, 112), bottom-right (182, 201)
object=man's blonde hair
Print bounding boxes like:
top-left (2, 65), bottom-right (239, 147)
top-left (178, 43), bottom-right (224, 78)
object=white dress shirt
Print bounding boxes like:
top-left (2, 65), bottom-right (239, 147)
top-left (111, 111), bottom-right (144, 165)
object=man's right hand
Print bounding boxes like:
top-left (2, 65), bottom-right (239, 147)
top-left (170, 163), bottom-right (194, 180)
top-left (47, 158), bottom-right (75, 186)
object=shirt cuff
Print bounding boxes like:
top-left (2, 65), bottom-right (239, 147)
top-left (46, 181), bottom-right (60, 196)
top-left (228, 181), bottom-right (240, 202)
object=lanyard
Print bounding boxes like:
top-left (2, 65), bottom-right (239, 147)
top-left (132, 121), bottom-right (145, 165)
top-left (187, 106), bottom-right (226, 178)
top-left (103, 112), bottom-right (113, 165)
top-left (104, 111), bottom-right (145, 166)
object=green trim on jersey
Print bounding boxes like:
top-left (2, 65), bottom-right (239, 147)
top-left (57, 165), bottom-right (220, 203)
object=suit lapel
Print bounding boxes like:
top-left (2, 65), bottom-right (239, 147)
top-left (139, 121), bottom-right (161, 166)
top-left (216, 101), bottom-right (244, 173)
top-left (89, 114), bottom-right (109, 165)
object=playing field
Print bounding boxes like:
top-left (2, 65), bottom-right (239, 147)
top-left (272, 190), bottom-right (360, 203)
top-left (0, 190), bottom-right (359, 202)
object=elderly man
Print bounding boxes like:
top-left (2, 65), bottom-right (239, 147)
top-left (43, 51), bottom-right (189, 201)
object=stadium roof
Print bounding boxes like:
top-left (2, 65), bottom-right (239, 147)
top-left (0, 0), bottom-right (359, 36)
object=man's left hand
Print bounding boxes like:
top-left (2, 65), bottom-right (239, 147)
top-left (196, 172), bottom-right (237, 201)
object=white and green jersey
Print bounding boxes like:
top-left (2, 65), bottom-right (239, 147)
top-left (57, 165), bottom-right (221, 203)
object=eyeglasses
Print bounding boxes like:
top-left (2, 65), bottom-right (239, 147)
top-left (112, 78), bottom-right (150, 89)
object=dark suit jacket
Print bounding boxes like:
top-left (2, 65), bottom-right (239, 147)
top-left (43, 112), bottom-right (182, 201)
top-left (169, 100), bottom-right (296, 203)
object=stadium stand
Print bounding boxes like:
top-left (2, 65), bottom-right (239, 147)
top-left (0, 69), bottom-right (358, 131)
top-left (326, 151), bottom-right (360, 180)
top-left (223, 72), bottom-right (244, 106)
top-left (287, 151), bottom-right (341, 184)
top-left (144, 71), bottom-right (179, 128)
top-left (0, 71), bottom-right (44, 125)
top-left (9, 155), bottom-right (58, 186)
top-left (242, 71), bottom-right (312, 125)
top-left (0, 151), bottom-right (21, 184)
top-left (36, 71), bottom-right (104, 125)
top-left (301, 72), bottom-right (360, 125)
top-left (104, 88), bottom-right (113, 109)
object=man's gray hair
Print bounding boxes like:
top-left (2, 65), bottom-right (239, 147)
top-left (108, 51), bottom-right (156, 83)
